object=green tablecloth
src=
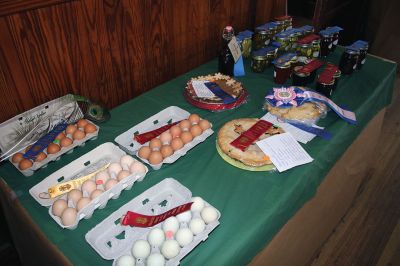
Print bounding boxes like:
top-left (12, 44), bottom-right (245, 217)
top-left (0, 48), bottom-right (397, 266)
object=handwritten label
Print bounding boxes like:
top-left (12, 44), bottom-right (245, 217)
top-left (228, 36), bottom-right (242, 63)
top-left (191, 80), bottom-right (216, 98)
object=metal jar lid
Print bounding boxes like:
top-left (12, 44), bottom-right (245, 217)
top-left (345, 48), bottom-right (360, 55)
top-left (294, 66), bottom-right (310, 77)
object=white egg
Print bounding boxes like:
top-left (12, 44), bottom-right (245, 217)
top-left (190, 197), bottom-right (205, 212)
top-left (175, 228), bottom-right (194, 247)
top-left (176, 210), bottom-right (192, 223)
top-left (131, 239), bottom-right (151, 259)
top-left (116, 255), bottom-right (135, 266)
top-left (129, 161), bottom-right (147, 175)
top-left (189, 218), bottom-right (205, 235)
top-left (81, 179), bottom-right (97, 195)
top-left (108, 162), bottom-right (123, 176)
top-left (146, 253), bottom-right (165, 266)
top-left (120, 155), bottom-right (135, 170)
top-left (95, 170), bottom-right (110, 185)
top-left (161, 239), bottom-right (180, 259)
top-left (147, 228), bottom-right (165, 247)
top-left (162, 217), bottom-right (180, 234)
top-left (201, 206), bottom-right (219, 224)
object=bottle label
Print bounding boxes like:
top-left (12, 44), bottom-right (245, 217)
top-left (228, 36), bottom-right (242, 63)
top-left (361, 59), bottom-right (366, 64)
top-left (333, 39), bottom-right (338, 45)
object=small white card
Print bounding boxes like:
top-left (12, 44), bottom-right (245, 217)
top-left (228, 36), bottom-right (242, 63)
top-left (256, 132), bottom-right (313, 172)
top-left (261, 113), bottom-right (321, 144)
top-left (191, 80), bottom-right (216, 98)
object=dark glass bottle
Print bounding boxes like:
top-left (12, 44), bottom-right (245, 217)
top-left (218, 26), bottom-right (235, 76)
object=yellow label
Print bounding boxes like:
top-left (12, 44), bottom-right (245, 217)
top-left (47, 163), bottom-right (110, 198)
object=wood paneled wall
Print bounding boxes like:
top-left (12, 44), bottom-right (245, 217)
top-left (0, 0), bottom-right (285, 123)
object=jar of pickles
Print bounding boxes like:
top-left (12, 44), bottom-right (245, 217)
top-left (253, 27), bottom-right (269, 50)
top-left (312, 39), bottom-right (321, 58)
top-left (238, 35), bottom-right (252, 58)
top-left (289, 32), bottom-right (299, 51)
top-left (298, 42), bottom-right (313, 58)
top-left (251, 50), bottom-right (268, 73)
top-left (275, 34), bottom-right (290, 53)
top-left (274, 20), bottom-right (285, 33)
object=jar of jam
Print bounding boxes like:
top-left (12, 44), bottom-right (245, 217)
top-left (339, 49), bottom-right (359, 75)
top-left (356, 44), bottom-right (368, 69)
top-left (311, 39), bottom-right (321, 58)
top-left (298, 42), bottom-right (313, 58)
top-left (320, 31), bottom-right (333, 57)
top-left (292, 66), bottom-right (311, 86)
top-left (274, 63), bottom-right (292, 84)
top-left (333, 69), bottom-right (341, 89)
top-left (251, 52), bottom-right (268, 73)
top-left (253, 27), bottom-right (268, 50)
top-left (316, 76), bottom-right (335, 97)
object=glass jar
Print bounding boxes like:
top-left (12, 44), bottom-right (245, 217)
top-left (274, 63), bottom-right (292, 84)
top-left (292, 66), bottom-right (311, 86)
top-left (274, 20), bottom-right (285, 33)
top-left (253, 28), bottom-right (268, 50)
top-left (356, 45), bottom-right (368, 69)
top-left (289, 33), bottom-right (298, 51)
top-left (331, 32), bottom-right (339, 52)
top-left (275, 35), bottom-right (290, 53)
top-left (339, 49), bottom-right (359, 75)
top-left (320, 32), bottom-right (333, 57)
top-left (266, 49), bottom-right (277, 66)
top-left (251, 54), bottom-right (268, 73)
top-left (311, 39), bottom-right (321, 58)
top-left (333, 70), bottom-right (341, 89)
top-left (316, 77), bottom-right (335, 97)
top-left (298, 42), bottom-right (313, 58)
top-left (241, 36), bottom-right (252, 58)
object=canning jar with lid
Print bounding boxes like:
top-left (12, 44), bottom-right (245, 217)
top-left (298, 42), bottom-right (313, 58)
top-left (320, 31), bottom-right (333, 57)
top-left (312, 39), bottom-right (321, 58)
top-left (339, 49), bottom-right (359, 75)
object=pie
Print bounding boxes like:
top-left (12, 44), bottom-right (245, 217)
top-left (217, 118), bottom-right (284, 167)
top-left (265, 101), bottom-right (327, 122)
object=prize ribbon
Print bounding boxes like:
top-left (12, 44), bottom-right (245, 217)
top-left (230, 120), bottom-right (273, 151)
top-left (134, 121), bottom-right (180, 144)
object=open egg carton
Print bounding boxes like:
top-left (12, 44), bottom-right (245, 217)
top-left (85, 178), bottom-right (221, 266)
top-left (29, 142), bottom-right (148, 230)
top-left (114, 106), bottom-right (213, 170)
top-left (0, 94), bottom-right (100, 176)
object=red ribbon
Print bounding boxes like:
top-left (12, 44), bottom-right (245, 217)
top-left (230, 120), bottom-right (273, 151)
top-left (121, 202), bottom-right (193, 227)
top-left (134, 121), bottom-right (180, 144)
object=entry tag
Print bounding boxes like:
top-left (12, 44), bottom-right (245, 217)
top-left (228, 36), bottom-right (242, 63)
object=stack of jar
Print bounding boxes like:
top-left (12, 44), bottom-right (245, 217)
top-left (316, 63), bottom-right (341, 96)
top-left (296, 25), bottom-right (314, 38)
top-left (292, 59), bottom-right (324, 86)
top-left (272, 52), bottom-right (298, 84)
top-left (296, 34), bottom-right (321, 59)
top-left (252, 22), bottom-right (278, 50)
top-left (236, 30), bottom-right (254, 59)
top-left (339, 40), bottom-right (369, 75)
top-left (319, 26), bottom-right (343, 56)
top-left (274, 15), bottom-right (293, 31)
top-left (250, 46), bottom-right (279, 73)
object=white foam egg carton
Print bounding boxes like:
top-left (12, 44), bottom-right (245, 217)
top-left (85, 178), bottom-right (221, 265)
top-left (114, 106), bottom-right (213, 170)
top-left (29, 142), bottom-right (148, 230)
top-left (10, 124), bottom-right (99, 177)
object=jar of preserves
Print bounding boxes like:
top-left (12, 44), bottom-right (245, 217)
top-left (275, 34), bottom-right (290, 53)
top-left (253, 27), bottom-right (269, 50)
top-left (273, 63), bottom-right (292, 84)
top-left (292, 66), bottom-right (311, 86)
top-left (298, 42), bottom-right (313, 58)
top-left (356, 44), bottom-right (368, 69)
top-left (251, 51), bottom-right (268, 73)
top-left (274, 20), bottom-right (285, 33)
top-left (311, 39), bottom-right (321, 58)
top-left (339, 49), bottom-right (359, 75)
top-left (316, 76), bottom-right (335, 97)
top-left (289, 33), bottom-right (298, 51)
top-left (320, 31), bottom-right (333, 57)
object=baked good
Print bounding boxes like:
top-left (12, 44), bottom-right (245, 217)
top-left (266, 102), bottom-right (327, 121)
top-left (184, 73), bottom-right (248, 110)
top-left (217, 118), bottom-right (284, 167)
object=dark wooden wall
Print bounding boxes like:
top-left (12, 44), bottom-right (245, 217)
top-left (0, 0), bottom-right (285, 123)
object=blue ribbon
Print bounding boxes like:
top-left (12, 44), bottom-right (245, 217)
top-left (234, 55), bottom-right (245, 77)
top-left (288, 122), bottom-right (333, 140)
top-left (204, 82), bottom-right (236, 104)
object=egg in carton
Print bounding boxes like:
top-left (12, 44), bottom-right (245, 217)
top-left (10, 119), bottom-right (100, 176)
top-left (85, 178), bottom-right (221, 265)
top-left (29, 142), bottom-right (148, 230)
top-left (114, 106), bottom-right (214, 170)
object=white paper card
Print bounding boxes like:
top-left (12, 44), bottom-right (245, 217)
top-left (228, 36), bottom-right (242, 63)
top-left (260, 113), bottom-right (321, 144)
top-left (256, 132), bottom-right (313, 172)
top-left (191, 80), bottom-right (216, 98)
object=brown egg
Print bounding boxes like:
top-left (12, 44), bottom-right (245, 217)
top-left (188, 114), bottom-right (201, 124)
top-left (18, 158), bottom-right (33, 170)
top-left (11, 152), bottom-right (24, 164)
top-left (47, 143), bottom-right (61, 154)
top-left (160, 131), bottom-right (172, 144)
top-left (149, 138), bottom-right (162, 151)
top-left (77, 119), bottom-right (88, 129)
top-left (190, 124), bottom-right (203, 137)
top-left (170, 126), bottom-right (181, 138)
top-left (171, 138), bottom-right (184, 151)
top-left (180, 131), bottom-right (193, 144)
top-left (24, 145), bottom-right (32, 152)
top-left (179, 120), bottom-right (191, 131)
top-left (35, 152), bottom-right (47, 162)
top-left (138, 146), bottom-right (152, 160)
top-left (148, 151), bottom-right (163, 165)
top-left (55, 132), bottom-right (66, 140)
top-left (84, 123), bottom-right (97, 134)
top-left (60, 137), bottom-right (73, 147)
top-left (65, 124), bottom-right (77, 135)
top-left (160, 145), bottom-right (174, 158)
top-left (199, 120), bottom-right (211, 131)
top-left (72, 129), bottom-right (86, 140)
